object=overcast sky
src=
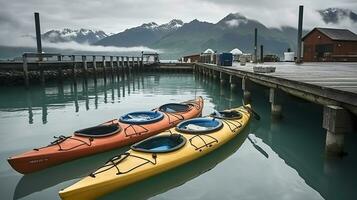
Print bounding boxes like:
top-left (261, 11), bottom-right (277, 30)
top-left (0, 0), bottom-right (356, 47)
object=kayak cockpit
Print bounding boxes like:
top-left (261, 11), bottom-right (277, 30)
top-left (158, 103), bottom-right (190, 113)
top-left (131, 134), bottom-right (186, 153)
top-left (176, 118), bottom-right (223, 134)
top-left (74, 124), bottom-right (121, 137)
top-left (210, 110), bottom-right (242, 120)
top-left (119, 111), bottom-right (164, 125)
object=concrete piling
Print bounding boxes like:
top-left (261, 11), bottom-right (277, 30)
top-left (23, 54), bottom-right (29, 88)
top-left (323, 105), bottom-right (352, 156)
top-left (269, 88), bottom-right (282, 117)
top-left (242, 77), bottom-right (251, 103)
top-left (230, 75), bottom-right (239, 89)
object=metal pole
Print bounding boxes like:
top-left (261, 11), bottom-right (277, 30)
top-left (34, 12), bottom-right (42, 60)
top-left (260, 45), bottom-right (264, 63)
top-left (254, 28), bottom-right (257, 63)
top-left (296, 5), bottom-right (304, 63)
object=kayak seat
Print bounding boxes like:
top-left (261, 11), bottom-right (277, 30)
top-left (176, 118), bottom-right (223, 134)
top-left (158, 103), bottom-right (190, 113)
top-left (211, 110), bottom-right (242, 120)
top-left (74, 124), bottom-right (121, 137)
top-left (119, 111), bottom-right (164, 125)
top-left (131, 134), bottom-right (186, 153)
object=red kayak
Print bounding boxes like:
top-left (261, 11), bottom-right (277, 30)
top-left (8, 97), bottom-right (203, 174)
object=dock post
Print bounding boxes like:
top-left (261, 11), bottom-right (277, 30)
top-left (296, 5), bottom-right (304, 64)
top-left (23, 54), bottom-right (29, 88)
top-left (269, 88), bottom-right (282, 117)
top-left (116, 56), bottom-right (120, 73)
top-left (242, 77), bottom-right (251, 103)
top-left (131, 57), bottom-right (135, 70)
top-left (254, 28), bottom-right (258, 63)
top-left (260, 45), bottom-right (264, 63)
top-left (121, 56), bottom-right (125, 72)
top-left (71, 55), bottom-right (77, 80)
top-left (57, 55), bottom-right (63, 82)
top-left (126, 56), bottom-right (130, 71)
top-left (102, 56), bottom-right (107, 74)
top-left (93, 56), bottom-right (97, 75)
top-left (39, 63), bottom-right (45, 86)
top-left (220, 72), bottom-right (227, 84)
top-left (82, 55), bottom-right (88, 75)
top-left (230, 75), bottom-right (239, 89)
top-left (323, 105), bottom-right (352, 157)
top-left (110, 56), bottom-right (114, 74)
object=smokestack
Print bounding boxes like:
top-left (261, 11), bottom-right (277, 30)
top-left (254, 28), bottom-right (258, 63)
top-left (296, 5), bottom-right (303, 63)
top-left (34, 12), bottom-right (42, 56)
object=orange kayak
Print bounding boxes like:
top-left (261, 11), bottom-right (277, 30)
top-left (8, 97), bottom-right (203, 174)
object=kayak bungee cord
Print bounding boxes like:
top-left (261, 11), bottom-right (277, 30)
top-left (123, 124), bottom-right (149, 137)
top-left (89, 152), bottom-right (158, 178)
top-left (188, 134), bottom-right (219, 152)
top-left (33, 135), bottom-right (94, 152)
top-left (163, 112), bottom-right (185, 125)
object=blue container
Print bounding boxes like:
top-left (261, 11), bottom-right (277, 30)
top-left (218, 53), bottom-right (233, 66)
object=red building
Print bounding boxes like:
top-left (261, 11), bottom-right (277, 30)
top-left (302, 28), bottom-right (357, 62)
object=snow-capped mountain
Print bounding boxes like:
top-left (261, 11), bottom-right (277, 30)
top-left (42, 28), bottom-right (108, 44)
top-left (318, 8), bottom-right (357, 24)
top-left (95, 19), bottom-right (183, 47)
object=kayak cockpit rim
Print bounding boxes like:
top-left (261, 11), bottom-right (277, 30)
top-left (210, 110), bottom-right (243, 120)
top-left (131, 134), bottom-right (187, 153)
top-left (158, 103), bottom-right (191, 113)
top-left (119, 111), bottom-right (164, 125)
top-left (176, 118), bottom-right (223, 134)
top-left (74, 124), bottom-right (121, 137)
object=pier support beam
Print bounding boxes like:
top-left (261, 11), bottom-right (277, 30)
top-left (110, 56), bottom-right (114, 74)
top-left (57, 55), bottom-right (63, 82)
top-left (242, 77), bottom-right (251, 103)
top-left (102, 56), bottom-right (107, 75)
top-left (93, 56), bottom-right (97, 75)
top-left (269, 88), bottom-right (282, 117)
top-left (323, 105), bottom-right (352, 157)
top-left (71, 55), bottom-right (77, 80)
top-left (23, 54), bottom-right (29, 88)
top-left (220, 72), bottom-right (228, 84)
top-left (116, 56), bottom-right (120, 73)
top-left (82, 55), bottom-right (88, 75)
top-left (230, 75), bottom-right (239, 89)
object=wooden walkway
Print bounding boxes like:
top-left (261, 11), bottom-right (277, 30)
top-left (231, 62), bottom-right (357, 94)
top-left (195, 62), bottom-right (357, 115)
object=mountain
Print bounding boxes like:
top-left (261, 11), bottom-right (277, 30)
top-left (151, 13), bottom-right (301, 57)
top-left (42, 28), bottom-right (108, 44)
top-left (95, 19), bottom-right (183, 47)
top-left (318, 8), bottom-right (357, 24)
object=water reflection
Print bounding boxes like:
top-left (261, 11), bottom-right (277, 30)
top-left (13, 147), bottom-right (129, 200)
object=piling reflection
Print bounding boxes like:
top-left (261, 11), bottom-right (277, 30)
top-left (100, 129), bottom-right (249, 200)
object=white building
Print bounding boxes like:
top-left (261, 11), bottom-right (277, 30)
top-left (230, 48), bottom-right (243, 61)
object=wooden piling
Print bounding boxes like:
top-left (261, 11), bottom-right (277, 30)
top-left (57, 55), bottom-right (63, 82)
top-left (23, 54), bottom-right (29, 88)
top-left (110, 56), bottom-right (114, 74)
top-left (93, 56), bottom-right (97, 73)
top-left (71, 55), bottom-right (77, 80)
top-left (82, 55), bottom-right (88, 75)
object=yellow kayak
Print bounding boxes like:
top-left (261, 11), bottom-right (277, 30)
top-left (59, 105), bottom-right (252, 200)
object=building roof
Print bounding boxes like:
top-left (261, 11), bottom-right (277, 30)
top-left (230, 48), bottom-right (243, 55)
top-left (303, 28), bottom-right (357, 41)
top-left (203, 48), bottom-right (215, 54)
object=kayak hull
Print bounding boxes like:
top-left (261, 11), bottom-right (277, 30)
top-left (59, 105), bottom-right (251, 200)
top-left (8, 97), bottom-right (203, 174)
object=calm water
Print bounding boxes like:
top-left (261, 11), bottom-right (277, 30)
top-left (0, 72), bottom-right (357, 200)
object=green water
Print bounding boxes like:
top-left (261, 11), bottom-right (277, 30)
top-left (0, 72), bottom-right (356, 200)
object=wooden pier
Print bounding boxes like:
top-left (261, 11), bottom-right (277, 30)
top-left (194, 62), bottom-right (357, 156)
top-left (0, 53), bottom-right (160, 87)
